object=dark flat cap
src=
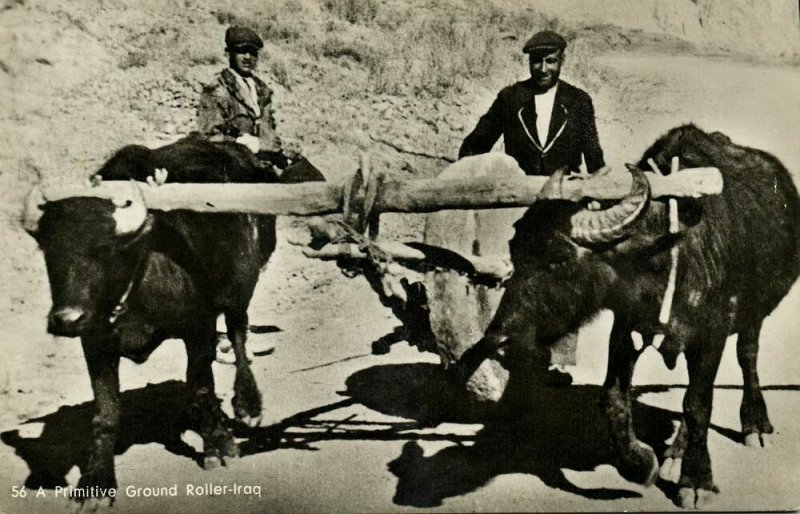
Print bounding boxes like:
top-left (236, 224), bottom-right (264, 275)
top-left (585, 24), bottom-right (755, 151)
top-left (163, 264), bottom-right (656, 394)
top-left (225, 26), bottom-right (264, 52)
top-left (522, 30), bottom-right (567, 53)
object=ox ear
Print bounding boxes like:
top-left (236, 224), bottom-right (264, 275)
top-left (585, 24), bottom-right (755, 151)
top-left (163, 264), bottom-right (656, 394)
top-left (112, 181), bottom-right (149, 236)
top-left (22, 186), bottom-right (47, 235)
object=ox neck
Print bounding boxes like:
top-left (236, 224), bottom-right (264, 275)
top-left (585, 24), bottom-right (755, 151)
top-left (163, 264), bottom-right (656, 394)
top-left (108, 216), bottom-right (153, 325)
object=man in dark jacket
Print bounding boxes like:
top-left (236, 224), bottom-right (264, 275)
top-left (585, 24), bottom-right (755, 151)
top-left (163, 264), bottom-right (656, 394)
top-left (460, 31), bottom-right (606, 385)
top-left (198, 26), bottom-right (324, 182)
top-left (459, 30), bottom-right (605, 176)
top-left (198, 26), bottom-right (285, 156)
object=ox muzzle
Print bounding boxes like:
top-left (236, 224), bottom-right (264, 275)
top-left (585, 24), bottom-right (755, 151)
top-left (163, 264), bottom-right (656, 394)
top-left (47, 306), bottom-right (90, 337)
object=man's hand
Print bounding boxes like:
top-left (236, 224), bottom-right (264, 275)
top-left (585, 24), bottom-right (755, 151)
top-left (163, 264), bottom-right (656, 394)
top-left (282, 142), bottom-right (302, 163)
top-left (235, 134), bottom-right (261, 154)
top-left (146, 168), bottom-right (168, 187)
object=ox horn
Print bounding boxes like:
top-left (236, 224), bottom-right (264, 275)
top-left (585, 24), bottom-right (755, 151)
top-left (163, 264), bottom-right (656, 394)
top-left (22, 186), bottom-right (47, 235)
top-left (569, 164), bottom-right (651, 245)
top-left (111, 181), bottom-right (148, 236)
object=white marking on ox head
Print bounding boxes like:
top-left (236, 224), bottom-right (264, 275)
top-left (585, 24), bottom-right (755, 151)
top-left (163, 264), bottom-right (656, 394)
top-left (111, 182), bottom-right (148, 235)
top-left (23, 181), bottom-right (148, 237)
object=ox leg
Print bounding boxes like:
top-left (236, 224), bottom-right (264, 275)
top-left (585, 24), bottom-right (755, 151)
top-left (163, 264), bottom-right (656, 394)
top-left (184, 327), bottom-right (238, 469)
top-left (676, 337), bottom-right (725, 509)
top-left (737, 320), bottom-right (773, 448)
top-left (660, 419), bottom-right (687, 483)
top-left (227, 309), bottom-right (263, 426)
top-left (603, 321), bottom-right (658, 486)
top-left (77, 335), bottom-right (120, 507)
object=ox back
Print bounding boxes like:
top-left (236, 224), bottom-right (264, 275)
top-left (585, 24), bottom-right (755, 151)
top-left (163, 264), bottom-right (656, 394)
top-left (638, 125), bottom-right (800, 328)
top-left (96, 135), bottom-right (278, 274)
top-left (97, 134), bottom-right (279, 184)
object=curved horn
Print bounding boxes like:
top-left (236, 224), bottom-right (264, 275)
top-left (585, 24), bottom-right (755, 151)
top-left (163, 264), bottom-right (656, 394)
top-left (570, 165), bottom-right (650, 245)
top-left (112, 181), bottom-right (148, 236)
top-left (22, 186), bottom-right (47, 235)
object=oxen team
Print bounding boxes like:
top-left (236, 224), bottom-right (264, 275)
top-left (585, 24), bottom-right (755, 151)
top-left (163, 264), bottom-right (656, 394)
top-left (20, 125), bottom-right (800, 509)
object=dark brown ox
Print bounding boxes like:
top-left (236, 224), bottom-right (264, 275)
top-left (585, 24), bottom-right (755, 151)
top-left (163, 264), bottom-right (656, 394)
top-left (452, 125), bottom-right (800, 508)
top-left (21, 137), bottom-right (286, 507)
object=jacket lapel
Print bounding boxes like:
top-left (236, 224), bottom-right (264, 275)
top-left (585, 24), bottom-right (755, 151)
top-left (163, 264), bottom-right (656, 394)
top-left (545, 83), bottom-right (568, 147)
top-left (253, 76), bottom-right (271, 112)
top-left (221, 69), bottom-right (259, 117)
top-left (518, 84), bottom-right (543, 147)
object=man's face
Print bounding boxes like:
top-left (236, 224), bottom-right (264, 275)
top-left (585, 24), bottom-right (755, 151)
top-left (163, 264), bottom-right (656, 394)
top-left (230, 49), bottom-right (259, 76)
top-left (528, 49), bottom-right (563, 90)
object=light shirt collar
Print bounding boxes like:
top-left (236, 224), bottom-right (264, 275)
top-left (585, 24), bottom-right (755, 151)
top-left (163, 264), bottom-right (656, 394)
top-left (231, 69), bottom-right (261, 117)
top-left (534, 83), bottom-right (558, 144)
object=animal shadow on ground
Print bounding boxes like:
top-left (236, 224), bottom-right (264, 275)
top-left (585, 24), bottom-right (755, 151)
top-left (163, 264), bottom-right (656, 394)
top-left (0, 381), bottom-right (196, 490)
top-left (0, 363), bottom-right (740, 506)
top-left (344, 362), bottom-right (679, 508)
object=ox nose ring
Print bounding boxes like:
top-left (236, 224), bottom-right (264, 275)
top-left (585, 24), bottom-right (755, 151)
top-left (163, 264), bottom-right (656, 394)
top-left (47, 307), bottom-right (87, 337)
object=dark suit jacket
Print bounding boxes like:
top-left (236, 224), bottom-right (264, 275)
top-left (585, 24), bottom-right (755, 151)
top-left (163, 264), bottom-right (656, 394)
top-left (197, 68), bottom-right (282, 153)
top-left (459, 79), bottom-right (605, 176)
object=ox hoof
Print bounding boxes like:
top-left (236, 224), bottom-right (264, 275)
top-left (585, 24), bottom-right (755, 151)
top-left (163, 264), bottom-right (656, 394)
top-left (204, 455), bottom-right (223, 470)
top-left (659, 457), bottom-right (682, 483)
top-left (744, 432), bottom-right (773, 449)
top-left (71, 496), bottom-right (113, 513)
top-left (616, 441), bottom-right (658, 486)
top-left (233, 396), bottom-right (263, 427)
top-left (204, 435), bottom-right (240, 470)
top-left (204, 453), bottom-right (237, 470)
top-left (677, 486), bottom-right (718, 510)
top-left (241, 414), bottom-right (263, 428)
top-left (233, 397), bottom-right (263, 424)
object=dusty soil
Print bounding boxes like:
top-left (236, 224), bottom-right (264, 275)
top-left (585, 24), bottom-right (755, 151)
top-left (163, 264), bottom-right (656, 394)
top-left (0, 1), bottom-right (799, 512)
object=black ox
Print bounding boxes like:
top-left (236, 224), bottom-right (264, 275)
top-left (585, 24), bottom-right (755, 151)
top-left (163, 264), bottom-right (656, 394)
top-left (454, 125), bottom-right (799, 508)
top-left (22, 136), bottom-right (312, 505)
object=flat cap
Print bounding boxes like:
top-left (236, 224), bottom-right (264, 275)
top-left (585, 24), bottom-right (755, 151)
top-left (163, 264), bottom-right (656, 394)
top-left (522, 30), bottom-right (567, 54)
top-left (225, 26), bottom-right (264, 52)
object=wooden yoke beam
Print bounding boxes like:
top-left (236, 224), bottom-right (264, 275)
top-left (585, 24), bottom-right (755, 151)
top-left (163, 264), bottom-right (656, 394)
top-left (37, 157), bottom-right (722, 217)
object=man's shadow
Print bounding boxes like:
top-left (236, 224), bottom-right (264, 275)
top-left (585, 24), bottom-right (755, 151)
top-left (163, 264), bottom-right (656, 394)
top-left (344, 361), bottom-right (677, 508)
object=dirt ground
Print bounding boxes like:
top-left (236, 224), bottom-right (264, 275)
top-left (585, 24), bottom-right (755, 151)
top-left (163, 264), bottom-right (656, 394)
top-left (1, 2), bottom-right (799, 513)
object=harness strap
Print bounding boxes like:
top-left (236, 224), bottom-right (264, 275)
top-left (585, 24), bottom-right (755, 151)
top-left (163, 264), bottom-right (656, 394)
top-left (108, 215), bottom-right (153, 325)
top-left (651, 157), bottom-right (681, 326)
top-left (108, 273), bottom-right (137, 324)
